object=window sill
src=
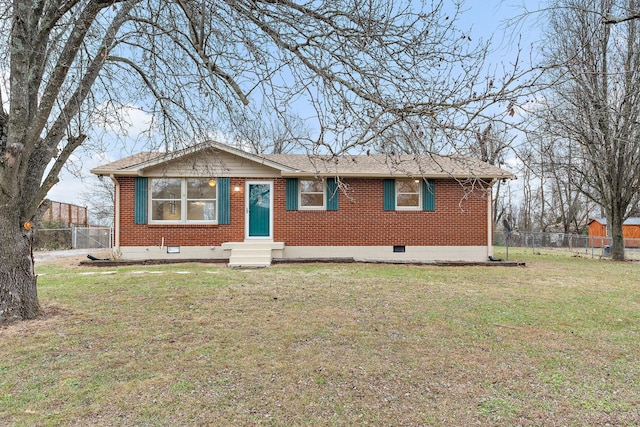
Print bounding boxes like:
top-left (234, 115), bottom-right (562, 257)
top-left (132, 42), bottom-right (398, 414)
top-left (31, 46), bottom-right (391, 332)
top-left (146, 223), bottom-right (220, 228)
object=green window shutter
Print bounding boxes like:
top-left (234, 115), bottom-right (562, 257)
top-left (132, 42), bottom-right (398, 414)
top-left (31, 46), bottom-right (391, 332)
top-left (134, 177), bottom-right (148, 224)
top-left (422, 179), bottom-right (435, 211)
top-left (286, 178), bottom-right (298, 210)
top-left (326, 178), bottom-right (339, 211)
top-left (217, 178), bottom-right (230, 224)
top-left (383, 179), bottom-right (395, 211)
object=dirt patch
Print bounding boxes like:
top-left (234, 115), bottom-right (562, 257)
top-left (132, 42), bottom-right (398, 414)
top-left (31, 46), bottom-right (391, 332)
top-left (34, 250), bottom-right (110, 269)
top-left (38, 256), bottom-right (87, 269)
top-left (0, 304), bottom-right (71, 335)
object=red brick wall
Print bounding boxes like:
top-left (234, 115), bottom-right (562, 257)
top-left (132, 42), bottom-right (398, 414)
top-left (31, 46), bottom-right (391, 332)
top-left (117, 177), bottom-right (490, 247)
top-left (41, 201), bottom-right (88, 226)
top-left (118, 177), bottom-right (245, 247)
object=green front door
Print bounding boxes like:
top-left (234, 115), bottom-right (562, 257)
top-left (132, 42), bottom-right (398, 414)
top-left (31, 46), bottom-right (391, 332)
top-left (247, 182), bottom-right (272, 238)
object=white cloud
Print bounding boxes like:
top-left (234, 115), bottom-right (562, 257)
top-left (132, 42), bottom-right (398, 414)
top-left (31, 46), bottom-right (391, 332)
top-left (91, 103), bottom-right (154, 138)
top-left (43, 103), bottom-right (155, 206)
top-left (46, 172), bottom-right (91, 206)
top-left (44, 148), bottom-right (112, 204)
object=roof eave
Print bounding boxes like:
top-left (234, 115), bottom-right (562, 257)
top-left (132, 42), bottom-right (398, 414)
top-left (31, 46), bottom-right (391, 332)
top-left (280, 171), bottom-right (516, 180)
top-left (90, 167), bottom-right (119, 176)
top-left (90, 166), bottom-right (154, 176)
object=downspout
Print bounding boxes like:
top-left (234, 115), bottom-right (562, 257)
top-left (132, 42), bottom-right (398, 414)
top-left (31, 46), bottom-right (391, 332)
top-left (109, 175), bottom-right (121, 258)
top-left (487, 180), bottom-right (495, 259)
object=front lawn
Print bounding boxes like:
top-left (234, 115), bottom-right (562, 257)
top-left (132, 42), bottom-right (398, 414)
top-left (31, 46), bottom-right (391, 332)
top-left (1, 249), bottom-right (639, 425)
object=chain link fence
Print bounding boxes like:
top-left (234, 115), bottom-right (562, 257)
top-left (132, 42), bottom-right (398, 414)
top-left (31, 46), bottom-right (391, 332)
top-left (72, 226), bottom-right (112, 249)
top-left (35, 226), bottom-right (112, 251)
top-left (494, 231), bottom-right (640, 260)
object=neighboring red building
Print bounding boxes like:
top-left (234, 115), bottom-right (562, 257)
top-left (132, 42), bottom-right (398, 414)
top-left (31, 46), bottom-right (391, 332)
top-left (588, 217), bottom-right (640, 247)
top-left (40, 200), bottom-right (88, 227)
top-left (91, 142), bottom-right (513, 266)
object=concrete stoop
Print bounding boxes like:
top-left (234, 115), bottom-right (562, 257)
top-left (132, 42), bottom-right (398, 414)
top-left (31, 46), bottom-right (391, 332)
top-left (222, 241), bottom-right (285, 268)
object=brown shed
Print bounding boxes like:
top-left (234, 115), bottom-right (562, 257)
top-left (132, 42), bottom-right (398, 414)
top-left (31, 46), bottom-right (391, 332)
top-left (588, 217), bottom-right (640, 247)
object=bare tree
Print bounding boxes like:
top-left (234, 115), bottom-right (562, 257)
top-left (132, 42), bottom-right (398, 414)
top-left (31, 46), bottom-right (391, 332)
top-left (0, 0), bottom-right (534, 323)
top-left (603, 4), bottom-right (640, 23)
top-left (514, 144), bottom-right (540, 232)
top-left (80, 177), bottom-right (115, 227)
top-left (466, 123), bottom-right (514, 224)
top-left (534, 0), bottom-right (640, 260)
top-left (544, 136), bottom-right (596, 234)
top-left (516, 126), bottom-right (593, 234)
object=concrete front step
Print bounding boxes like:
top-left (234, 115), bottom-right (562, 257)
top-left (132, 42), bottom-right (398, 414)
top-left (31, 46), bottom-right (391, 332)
top-left (228, 250), bottom-right (272, 268)
top-left (230, 249), bottom-right (274, 257)
top-left (223, 241), bottom-right (285, 268)
top-left (222, 241), bottom-right (285, 251)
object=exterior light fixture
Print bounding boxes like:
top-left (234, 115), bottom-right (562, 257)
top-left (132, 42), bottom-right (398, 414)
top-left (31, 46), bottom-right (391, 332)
top-left (208, 179), bottom-right (216, 187)
top-left (234, 186), bottom-right (241, 192)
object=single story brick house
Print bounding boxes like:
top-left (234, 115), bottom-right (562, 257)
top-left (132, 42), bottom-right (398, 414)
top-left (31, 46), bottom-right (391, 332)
top-left (588, 217), bottom-right (640, 247)
top-left (91, 141), bottom-right (514, 266)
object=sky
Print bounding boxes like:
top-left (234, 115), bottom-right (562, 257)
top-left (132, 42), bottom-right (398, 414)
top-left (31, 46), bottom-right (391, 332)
top-left (44, 0), bottom-right (545, 220)
top-left (45, 105), bottom-right (154, 210)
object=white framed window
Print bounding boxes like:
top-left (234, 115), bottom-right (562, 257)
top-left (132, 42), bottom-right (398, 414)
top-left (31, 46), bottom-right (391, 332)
top-left (396, 179), bottom-right (421, 210)
top-left (299, 179), bottom-right (325, 210)
top-left (150, 178), bottom-right (217, 223)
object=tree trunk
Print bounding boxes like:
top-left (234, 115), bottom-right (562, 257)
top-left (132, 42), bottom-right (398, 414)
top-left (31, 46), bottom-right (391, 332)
top-left (0, 208), bottom-right (39, 324)
top-left (609, 211), bottom-right (625, 261)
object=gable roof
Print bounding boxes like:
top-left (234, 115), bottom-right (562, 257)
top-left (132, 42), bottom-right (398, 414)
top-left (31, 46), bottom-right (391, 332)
top-left (589, 217), bottom-right (640, 226)
top-left (91, 142), bottom-right (297, 176)
top-left (91, 140), bottom-right (514, 180)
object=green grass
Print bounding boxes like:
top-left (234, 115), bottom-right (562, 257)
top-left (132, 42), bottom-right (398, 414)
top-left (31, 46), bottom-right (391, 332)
top-left (1, 249), bottom-right (639, 425)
